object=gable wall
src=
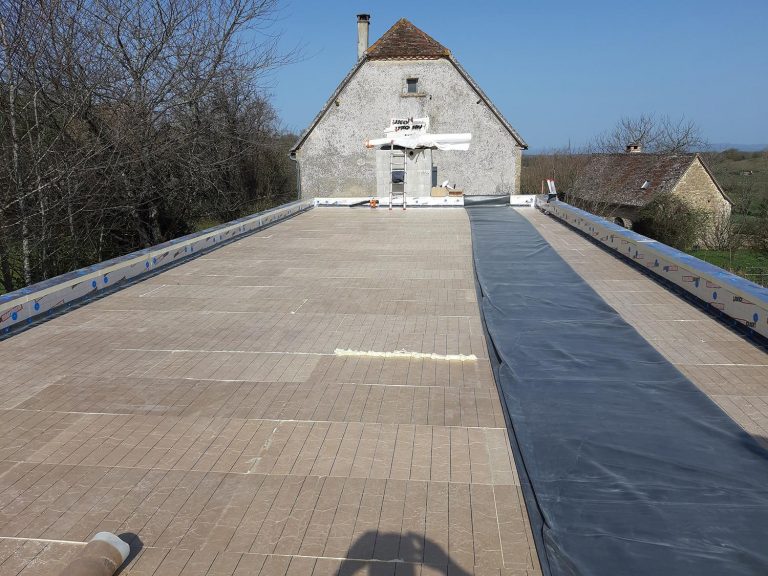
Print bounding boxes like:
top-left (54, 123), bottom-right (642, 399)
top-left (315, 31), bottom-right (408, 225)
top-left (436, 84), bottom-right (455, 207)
top-left (671, 158), bottom-right (731, 218)
top-left (295, 58), bottom-right (522, 197)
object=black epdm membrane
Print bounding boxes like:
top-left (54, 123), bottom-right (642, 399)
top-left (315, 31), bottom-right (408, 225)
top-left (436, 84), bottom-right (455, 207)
top-left (466, 205), bottom-right (768, 576)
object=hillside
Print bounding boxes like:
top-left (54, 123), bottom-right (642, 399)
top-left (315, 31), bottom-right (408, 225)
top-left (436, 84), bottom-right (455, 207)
top-left (703, 149), bottom-right (768, 215)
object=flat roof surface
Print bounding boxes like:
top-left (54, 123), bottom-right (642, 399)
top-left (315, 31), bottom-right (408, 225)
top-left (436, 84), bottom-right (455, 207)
top-left (520, 209), bottom-right (768, 446)
top-left (0, 209), bottom-right (540, 575)
top-left (1, 206), bottom-right (766, 575)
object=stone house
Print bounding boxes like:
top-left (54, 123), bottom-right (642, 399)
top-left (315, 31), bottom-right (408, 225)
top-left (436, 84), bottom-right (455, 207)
top-left (289, 16), bottom-right (527, 198)
top-left (567, 147), bottom-right (732, 229)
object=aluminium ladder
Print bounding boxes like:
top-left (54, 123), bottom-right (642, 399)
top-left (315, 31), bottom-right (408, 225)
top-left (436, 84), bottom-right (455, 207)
top-left (389, 147), bottom-right (406, 210)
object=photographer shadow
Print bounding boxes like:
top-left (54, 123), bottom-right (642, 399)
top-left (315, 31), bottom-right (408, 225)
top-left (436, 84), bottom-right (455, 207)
top-left (338, 531), bottom-right (472, 575)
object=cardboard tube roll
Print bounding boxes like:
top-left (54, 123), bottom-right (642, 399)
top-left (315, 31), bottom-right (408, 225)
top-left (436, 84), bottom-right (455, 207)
top-left (58, 532), bottom-right (130, 576)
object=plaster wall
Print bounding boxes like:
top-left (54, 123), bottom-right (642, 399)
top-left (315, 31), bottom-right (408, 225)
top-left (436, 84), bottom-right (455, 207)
top-left (296, 59), bottom-right (523, 197)
top-left (375, 147), bottom-right (433, 197)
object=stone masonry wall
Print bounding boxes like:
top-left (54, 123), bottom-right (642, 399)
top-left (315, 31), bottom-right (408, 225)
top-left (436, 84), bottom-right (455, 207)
top-left (672, 158), bottom-right (732, 218)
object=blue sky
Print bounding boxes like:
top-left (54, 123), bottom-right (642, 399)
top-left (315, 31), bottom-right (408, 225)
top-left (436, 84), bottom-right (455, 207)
top-left (265, 0), bottom-right (768, 150)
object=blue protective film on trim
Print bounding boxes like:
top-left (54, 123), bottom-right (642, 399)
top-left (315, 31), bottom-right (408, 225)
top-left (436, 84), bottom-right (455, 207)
top-left (466, 206), bottom-right (768, 576)
top-left (0, 199), bottom-right (310, 306)
top-left (560, 201), bottom-right (768, 302)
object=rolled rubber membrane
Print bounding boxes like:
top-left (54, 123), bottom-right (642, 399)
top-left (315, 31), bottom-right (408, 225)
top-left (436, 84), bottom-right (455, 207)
top-left (467, 206), bottom-right (768, 576)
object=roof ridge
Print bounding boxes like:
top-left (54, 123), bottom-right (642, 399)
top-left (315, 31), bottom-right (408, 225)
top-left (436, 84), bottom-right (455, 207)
top-left (366, 18), bottom-right (450, 60)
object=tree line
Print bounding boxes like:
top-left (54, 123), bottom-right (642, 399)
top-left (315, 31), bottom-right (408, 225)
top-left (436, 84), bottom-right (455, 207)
top-left (0, 0), bottom-right (296, 293)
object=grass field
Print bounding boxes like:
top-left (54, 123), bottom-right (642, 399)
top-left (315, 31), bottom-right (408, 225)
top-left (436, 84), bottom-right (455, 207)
top-left (704, 149), bottom-right (768, 214)
top-left (690, 248), bottom-right (768, 287)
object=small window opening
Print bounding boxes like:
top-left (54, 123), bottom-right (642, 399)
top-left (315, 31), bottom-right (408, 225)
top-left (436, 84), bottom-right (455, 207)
top-left (406, 78), bottom-right (419, 93)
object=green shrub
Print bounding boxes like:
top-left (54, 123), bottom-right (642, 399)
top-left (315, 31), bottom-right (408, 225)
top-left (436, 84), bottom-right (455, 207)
top-left (635, 195), bottom-right (710, 251)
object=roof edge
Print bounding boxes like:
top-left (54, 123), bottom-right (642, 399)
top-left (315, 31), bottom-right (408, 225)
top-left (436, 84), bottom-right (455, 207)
top-left (290, 57), bottom-right (366, 154)
top-left (447, 55), bottom-right (528, 149)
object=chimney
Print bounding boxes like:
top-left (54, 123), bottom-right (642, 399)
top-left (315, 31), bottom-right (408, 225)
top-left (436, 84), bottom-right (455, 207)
top-left (357, 14), bottom-right (370, 60)
top-left (626, 142), bottom-right (642, 154)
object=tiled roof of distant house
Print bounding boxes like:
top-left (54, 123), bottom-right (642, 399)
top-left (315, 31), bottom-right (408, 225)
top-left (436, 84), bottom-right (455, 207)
top-left (569, 153), bottom-right (731, 207)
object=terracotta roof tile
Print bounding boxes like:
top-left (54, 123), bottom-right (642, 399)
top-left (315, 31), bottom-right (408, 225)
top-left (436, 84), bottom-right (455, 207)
top-left (366, 18), bottom-right (450, 60)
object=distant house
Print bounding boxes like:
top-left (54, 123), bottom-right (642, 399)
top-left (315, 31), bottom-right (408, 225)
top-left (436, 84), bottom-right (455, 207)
top-left (290, 16), bottom-right (527, 198)
top-left (567, 146), bottom-right (732, 228)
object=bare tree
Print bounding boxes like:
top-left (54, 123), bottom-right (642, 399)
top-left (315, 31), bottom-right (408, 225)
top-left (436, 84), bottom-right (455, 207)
top-left (521, 145), bottom-right (590, 195)
top-left (702, 213), bottom-right (744, 251)
top-left (593, 113), bottom-right (708, 154)
top-left (0, 0), bottom-right (296, 292)
top-left (0, 1), bottom-right (31, 287)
